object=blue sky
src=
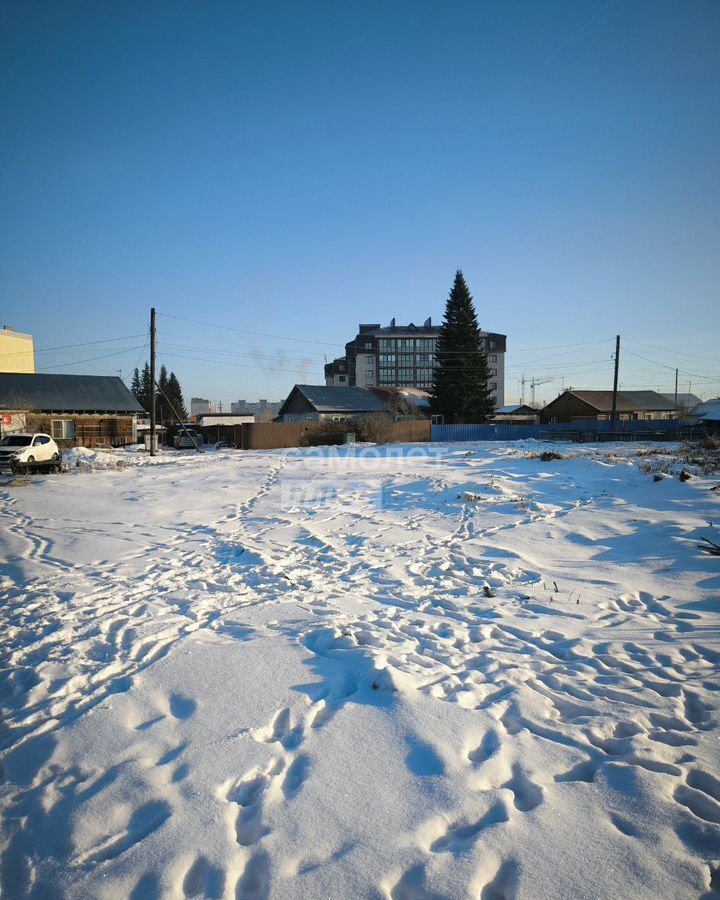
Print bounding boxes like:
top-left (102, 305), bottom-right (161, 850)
top-left (1, 0), bottom-right (718, 405)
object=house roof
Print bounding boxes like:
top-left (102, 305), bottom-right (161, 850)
top-left (554, 390), bottom-right (637, 412)
top-left (659, 393), bottom-right (703, 409)
top-left (690, 398), bottom-right (720, 420)
top-left (370, 387), bottom-right (432, 408)
top-left (548, 390), bottom-right (676, 413)
top-left (495, 404), bottom-right (537, 415)
top-left (0, 373), bottom-right (144, 413)
top-left (618, 391), bottom-right (678, 411)
top-left (280, 384), bottom-right (387, 415)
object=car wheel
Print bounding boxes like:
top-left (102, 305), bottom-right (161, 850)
top-left (27, 456), bottom-right (35, 463)
top-left (52, 453), bottom-right (60, 461)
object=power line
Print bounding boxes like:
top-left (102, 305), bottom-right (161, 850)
top-left (157, 334), bottom-right (325, 363)
top-left (623, 347), bottom-right (719, 380)
top-left (156, 313), bottom-right (345, 349)
top-left (160, 350), bottom-right (324, 377)
top-left (0, 333), bottom-right (146, 358)
top-left (623, 338), bottom-right (720, 363)
top-left (35, 345), bottom-right (147, 372)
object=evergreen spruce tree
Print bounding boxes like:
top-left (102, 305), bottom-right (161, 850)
top-left (140, 362), bottom-right (152, 413)
top-left (167, 372), bottom-right (188, 421)
top-left (130, 367), bottom-right (141, 404)
top-left (431, 271), bottom-right (496, 423)
top-left (158, 365), bottom-right (169, 423)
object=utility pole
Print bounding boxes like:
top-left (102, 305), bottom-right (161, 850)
top-left (521, 374), bottom-right (526, 406)
top-left (674, 368), bottom-right (678, 418)
top-left (150, 307), bottom-right (157, 457)
top-left (610, 335), bottom-right (620, 429)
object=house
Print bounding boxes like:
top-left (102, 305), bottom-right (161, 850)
top-left (325, 317), bottom-right (506, 407)
top-left (659, 393), bottom-right (703, 416)
top-left (278, 385), bottom-right (387, 422)
top-left (540, 390), bottom-right (678, 424)
top-left (0, 373), bottom-right (144, 446)
top-left (689, 398), bottom-right (720, 422)
top-left (493, 404), bottom-right (539, 423)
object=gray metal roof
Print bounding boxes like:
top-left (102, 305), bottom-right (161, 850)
top-left (617, 391), bottom-right (677, 411)
top-left (0, 373), bottom-right (144, 413)
top-left (282, 385), bottom-right (387, 414)
top-left (659, 393), bottom-right (703, 409)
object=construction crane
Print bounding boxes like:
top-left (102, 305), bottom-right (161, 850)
top-left (530, 377), bottom-right (553, 407)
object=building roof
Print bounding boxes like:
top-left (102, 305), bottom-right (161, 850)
top-left (690, 398), bottom-right (720, 420)
top-left (548, 390), bottom-right (676, 413)
top-left (197, 415), bottom-right (255, 426)
top-left (0, 373), bottom-right (144, 413)
top-left (618, 391), bottom-right (679, 411)
top-left (370, 387), bottom-right (432, 408)
top-left (659, 393), bottom-right (703, 409)
top-left (495, 404), bottom-right (537, 415)
top-left (280, 384), bottom-right (387, 415)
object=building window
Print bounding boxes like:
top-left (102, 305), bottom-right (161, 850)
top-left (398, 338), bottom-right (414, 349)
top-left (431, 414), bottom-right (444, 425)
top-left (366, 370), bottom-right (374, 379)
top-left (417, 339), bottom-right (434, 352)
top-left (379, 339), bottom-right (395, 351)
top-left (490, 354), bottom-right (497, 362)
top-left (489, 368), bottom-right (497, 377)
top-left (489, 382), bottom-right (497, 390)
top-left (397, 354), bottom-right (414, 366)
top-left (416, 353), bottom-right (432, 365)
top-left (338, 375), bottom-right (346, 382)
top-left (379, 369), bottom-right (395, 385)
top-left (52, 419), bottom-right (75, 440)
top-left (379, 354), bottom-right (396, 365)
top-left (364, 342), bottom-right (373, 350)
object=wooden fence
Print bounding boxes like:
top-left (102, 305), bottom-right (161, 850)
top-left (239, 419), bottom-right (430, 450)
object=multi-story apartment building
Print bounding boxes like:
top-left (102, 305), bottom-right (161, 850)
top-left (190, 397), bottom-right (213, 417)
top-left (230, 399), bottom-right (282, 420)
top-left (325, 318), bottom-right (506, 407)
top-left (0, 326), bottom-right (35, 374)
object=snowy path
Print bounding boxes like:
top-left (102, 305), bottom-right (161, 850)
top-left (1, 442), bottom-right (718, 899)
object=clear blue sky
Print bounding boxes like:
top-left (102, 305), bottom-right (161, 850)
top-left (2, 0), bottom-right (718, 405)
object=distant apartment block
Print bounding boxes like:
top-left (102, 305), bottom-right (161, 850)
top-left (0, 326), bottom-right (35, 374)
top-left (230, 399), bottom-right (282, 420)
top-left (325, 317), bottom-right (506, 407)
top-left (190, 397), bottom-right (213, 417)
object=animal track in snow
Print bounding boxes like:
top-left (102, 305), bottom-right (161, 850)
top-left (75, 799), bottom-right (172, 865)
top-left (226, 765), bottom-right (278, 846)
top-left (429, 801), bottom-right (509, 853)
top-left (501, 765), bottom-right (544, 812)
top-left (182, 854), bottom-right (225, 898)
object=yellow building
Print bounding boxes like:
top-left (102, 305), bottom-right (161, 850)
top-left (0, 327), bottom-right (35, 373)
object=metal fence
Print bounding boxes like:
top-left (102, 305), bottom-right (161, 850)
top-left (432, 423), bottom-right (541, 442)
top-left (431, 419), bottom-right (696, 443)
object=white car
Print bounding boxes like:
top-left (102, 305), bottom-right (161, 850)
top-left (0, 433), bottom-right (61, 472)
top-left (174, 429), bottom-right (204, 449)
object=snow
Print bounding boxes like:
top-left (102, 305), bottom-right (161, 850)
top-left (1, 441), bottom-right (719, 899)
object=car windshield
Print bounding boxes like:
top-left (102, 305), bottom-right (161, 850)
top-left (0, 435), bottom-right (33, 446)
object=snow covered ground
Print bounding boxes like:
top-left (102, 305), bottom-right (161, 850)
top-left (1, 441), bottom-right (719, 900)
